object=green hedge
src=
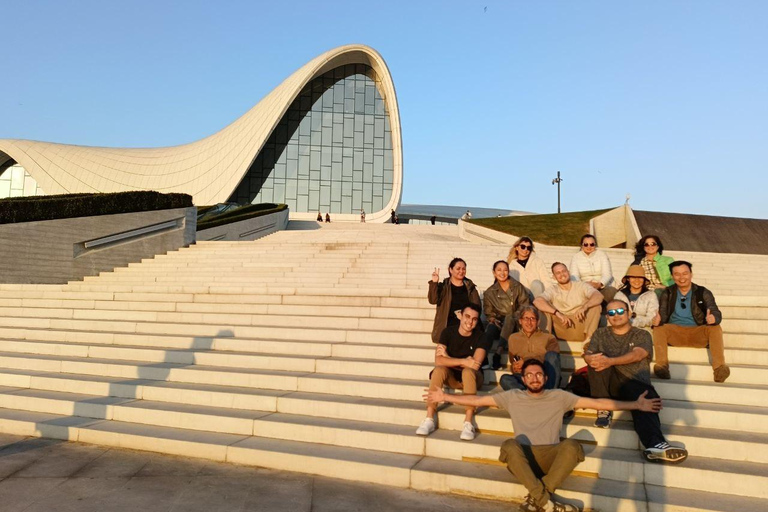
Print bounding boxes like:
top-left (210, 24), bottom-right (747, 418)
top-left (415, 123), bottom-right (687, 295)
top-left (0, 191), bottom-right (193, 225)
top-left (197, 203), bottom-right (287, 231)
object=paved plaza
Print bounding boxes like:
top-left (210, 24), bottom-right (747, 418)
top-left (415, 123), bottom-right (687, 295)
top-left (0, 433), bottom-right (512, 512)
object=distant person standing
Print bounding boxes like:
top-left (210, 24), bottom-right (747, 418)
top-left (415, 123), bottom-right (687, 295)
top-left (391, 209), bottom-right (396, 223)
top-left (430, 215), bottom-right (436, 225)
top-left (316, 212), bottom-right (322, 222)
top-left (325, 213), bottom-right (331, 223)
top-left (360, 209), bottom-right (366, 223)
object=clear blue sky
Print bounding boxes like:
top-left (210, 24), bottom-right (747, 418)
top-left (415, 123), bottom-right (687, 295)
top-left (2, 0), bottom-right (766, 218)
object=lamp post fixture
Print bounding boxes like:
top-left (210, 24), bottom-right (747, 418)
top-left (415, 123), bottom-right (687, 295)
top-left (552, 171), bottom-right (563, 214)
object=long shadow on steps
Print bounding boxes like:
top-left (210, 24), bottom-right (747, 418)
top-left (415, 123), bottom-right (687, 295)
top-left (28, 331), bottom-right (226, 452)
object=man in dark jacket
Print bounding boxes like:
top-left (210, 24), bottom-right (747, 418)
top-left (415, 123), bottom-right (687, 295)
top-left (651, 261), bottom-right (729, 383)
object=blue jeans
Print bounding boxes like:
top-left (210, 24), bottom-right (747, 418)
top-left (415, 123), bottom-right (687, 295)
top-left (499, 351), bottom-right (562, 391)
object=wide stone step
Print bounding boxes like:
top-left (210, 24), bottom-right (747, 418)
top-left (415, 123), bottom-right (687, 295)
top-left (0, 406), bottom-right (763, 510)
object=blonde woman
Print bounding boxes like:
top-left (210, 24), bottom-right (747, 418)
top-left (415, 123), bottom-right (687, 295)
top-left (506, 236), bottom-right (552, 297)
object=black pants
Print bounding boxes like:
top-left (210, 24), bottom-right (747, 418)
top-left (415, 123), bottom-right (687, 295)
top-left (587, 366), bottom-right (665, 448)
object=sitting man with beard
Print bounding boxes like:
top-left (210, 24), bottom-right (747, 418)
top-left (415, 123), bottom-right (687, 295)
top-left (425, 358), bottom-right (663, 512)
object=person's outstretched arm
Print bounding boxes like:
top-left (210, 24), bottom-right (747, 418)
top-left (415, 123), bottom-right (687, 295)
top-left (423, 388), bottom-right (497, 408)
top-left (575, 391), bottom-right (661, 413)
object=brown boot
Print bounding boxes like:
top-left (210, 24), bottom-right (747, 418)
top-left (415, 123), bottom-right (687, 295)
top-left (714, 365), bottom-right (731, 383)
top-left (653, 364), bottom-right (671, 380)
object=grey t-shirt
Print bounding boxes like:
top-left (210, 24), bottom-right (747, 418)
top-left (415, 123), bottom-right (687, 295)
top-left (588, 326), bottom-right (653, 384)
top-left (492, 389), bottom-right (580, 446)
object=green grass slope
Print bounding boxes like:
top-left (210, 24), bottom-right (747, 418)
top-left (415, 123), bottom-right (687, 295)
top-left (469, 208), bottom-right (613, 246)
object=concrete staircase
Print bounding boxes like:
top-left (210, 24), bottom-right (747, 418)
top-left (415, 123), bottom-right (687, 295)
top-left (0, 222), bottom-right (766, 511)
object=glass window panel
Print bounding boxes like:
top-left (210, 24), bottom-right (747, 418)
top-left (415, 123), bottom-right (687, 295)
top-left (354, 116), bottom-right (364, 133)
top-left (341, 194), bottom-right (352, 212)
top-left (322, 90), bottom-right (333, 109)
top-left (321, 147), bottom-right (331, 166)
top-left (373, 154), bottom-right (384, 176)
top-left (298, 180), bottom-right (309, 195)
top-left (333, 123), bottom-right (343, 144)
top-left (310, 149), bottom-right (321, 169)
top-left (309, 191), bottom-right (320, 211)
top-left (287, 144), bottom-right (299, 159)
top-left (353, 150), bottom-right (363, 170)
top-left (0, 180), bottom-right (11, 198)
top-left (273, 183), bottom-right (285, 202)
top-left (364, 124), bottom-right (374, 145)
top-left (299, 156), bottom-right (310, 176)
top-left (342, 180), bottom-right (352, 198)
top-left (322, 112), bottom-right (333, 127)
top-left (309, 178), bottom-right (320, 191)
top-left (310, 113), bottom-right (321, 131)
top-left (332, 161), bottom-right (342, 181)
top-left (354, 93), bottom-right (365, 113)
top-left (321, 166), bottom-right (331, 181)
top-left (373, 194), bottom-right (383, 212)
top-left (320, 186), bottom-right (331, 208)
top-left (363, 163), bottom-right (373, 182)
top-left (331, 183), bottom-right (341, 202)
top-left (310, 129), bottom-right (321, 146)
top-left (373, 135), bottom-right (383, 150)
top-left (297, 194), bottom-right (309, 212)
top-left (285, 180), bottom-right (298, 201)
top-left (353, 131), bottom-right (363, 147)
top-left (364, 148), bottom-right (373, 164)
top-left (286, 159), bottom-right (298, 179)
top-left (352, 189), bottom-right (362, 210)
top-left (332, 147), bottom-right (342, 163)
top-left (322, 126), bottom-right (332, 145)
top-left (274, 162), bottom-right (286, 179)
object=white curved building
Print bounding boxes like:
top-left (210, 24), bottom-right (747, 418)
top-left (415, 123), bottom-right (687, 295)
top-left (0, 45), bottom-right (403, 222)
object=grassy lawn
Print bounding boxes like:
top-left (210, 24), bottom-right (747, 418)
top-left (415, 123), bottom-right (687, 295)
top-left (469, 208), bottom-right (614, 246)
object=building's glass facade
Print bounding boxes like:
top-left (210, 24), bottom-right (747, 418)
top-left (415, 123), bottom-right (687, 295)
top-left (0, 163), bottom-right (44, 198)
top-left (229, 64), bottom-right (394, 214)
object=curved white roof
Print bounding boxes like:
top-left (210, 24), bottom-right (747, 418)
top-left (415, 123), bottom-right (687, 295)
top-left (0, 45), bottom-right (403, 221)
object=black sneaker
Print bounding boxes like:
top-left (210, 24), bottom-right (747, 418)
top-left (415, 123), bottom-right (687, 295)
top-left (594, 410), bottom-right (612, 428)
top-left (492, 353), bottom-right (503, 370)
top-left (653, 364), bottom-right (671, 380)
top-left (643, 442), bottom-right (688, 464)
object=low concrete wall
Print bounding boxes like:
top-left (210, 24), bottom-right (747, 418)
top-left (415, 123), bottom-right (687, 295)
top-left (458, 220), bottom-right (532, 246)
top-left (0, 207), bottom-right (196, 284)
top-left (197, 208), bottom-right (289, 242)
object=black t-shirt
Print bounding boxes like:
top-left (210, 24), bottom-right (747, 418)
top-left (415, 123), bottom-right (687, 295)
top-left (438, 324), bottom-right (490, 359)
top-left (518, 258), bottom-right (528, 268)
top-left (448, 284), bottom-right (469, 326)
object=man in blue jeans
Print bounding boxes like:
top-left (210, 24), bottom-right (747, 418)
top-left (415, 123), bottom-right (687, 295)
top-left (500, 306), bottom-right (562, 391)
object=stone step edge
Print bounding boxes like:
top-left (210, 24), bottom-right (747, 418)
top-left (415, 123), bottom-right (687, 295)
top-left (0, 408), bottom-right (763, 510)
top-left (2, 385), bottom-right (767, 467)
top-left (0, 365), bottom-right (766, 434)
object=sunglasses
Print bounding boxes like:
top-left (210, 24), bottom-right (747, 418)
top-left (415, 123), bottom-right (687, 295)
top-left (582, 242), bottom-right (596, 247)
top-left (607, 308), bottom-right (626, 316)
top-left (681, 297), bottom-right (687, 310)
top-left (644, 242), bottom-right (658, 247)
top-left (518, 244), bottom-right (532, 251)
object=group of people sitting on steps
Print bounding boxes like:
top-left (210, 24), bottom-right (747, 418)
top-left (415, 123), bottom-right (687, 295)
top-left (417, 233), bottom-right (728, 512)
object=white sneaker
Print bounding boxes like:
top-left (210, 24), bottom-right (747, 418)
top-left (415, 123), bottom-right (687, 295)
top-left (460, 421), bottom-right (475, 441)
top-left (415, 417), bottom-right (436, 436)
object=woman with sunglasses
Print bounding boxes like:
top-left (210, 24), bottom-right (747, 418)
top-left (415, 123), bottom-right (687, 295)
top-left (570, 234), bottom-right (616, 305)
top-left (428, 257), bottom-right (481, 344)
top-left (614, 265), bottom-right (659, 332)
top-left (632, 235), bottom-right (674, 293)
top-left (506, 237), bottom-right (552, 298)
top-left (483, 260), bottom-right (530, 369)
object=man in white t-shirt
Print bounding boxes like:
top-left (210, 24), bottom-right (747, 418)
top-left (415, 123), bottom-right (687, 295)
top-left (424, 359), bottom-right (663, 512)
top-left (534, 262), bottom-right (603, 343)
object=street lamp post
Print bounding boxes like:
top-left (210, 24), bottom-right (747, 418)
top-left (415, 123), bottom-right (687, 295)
top-left (552, 171), bottom-right (563, 214)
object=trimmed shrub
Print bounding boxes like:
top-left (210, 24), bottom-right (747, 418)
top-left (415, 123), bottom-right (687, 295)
top-left (197, 203), bottom-right (287, 231)
top-left (0, 191), bottom-right (193, 225)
